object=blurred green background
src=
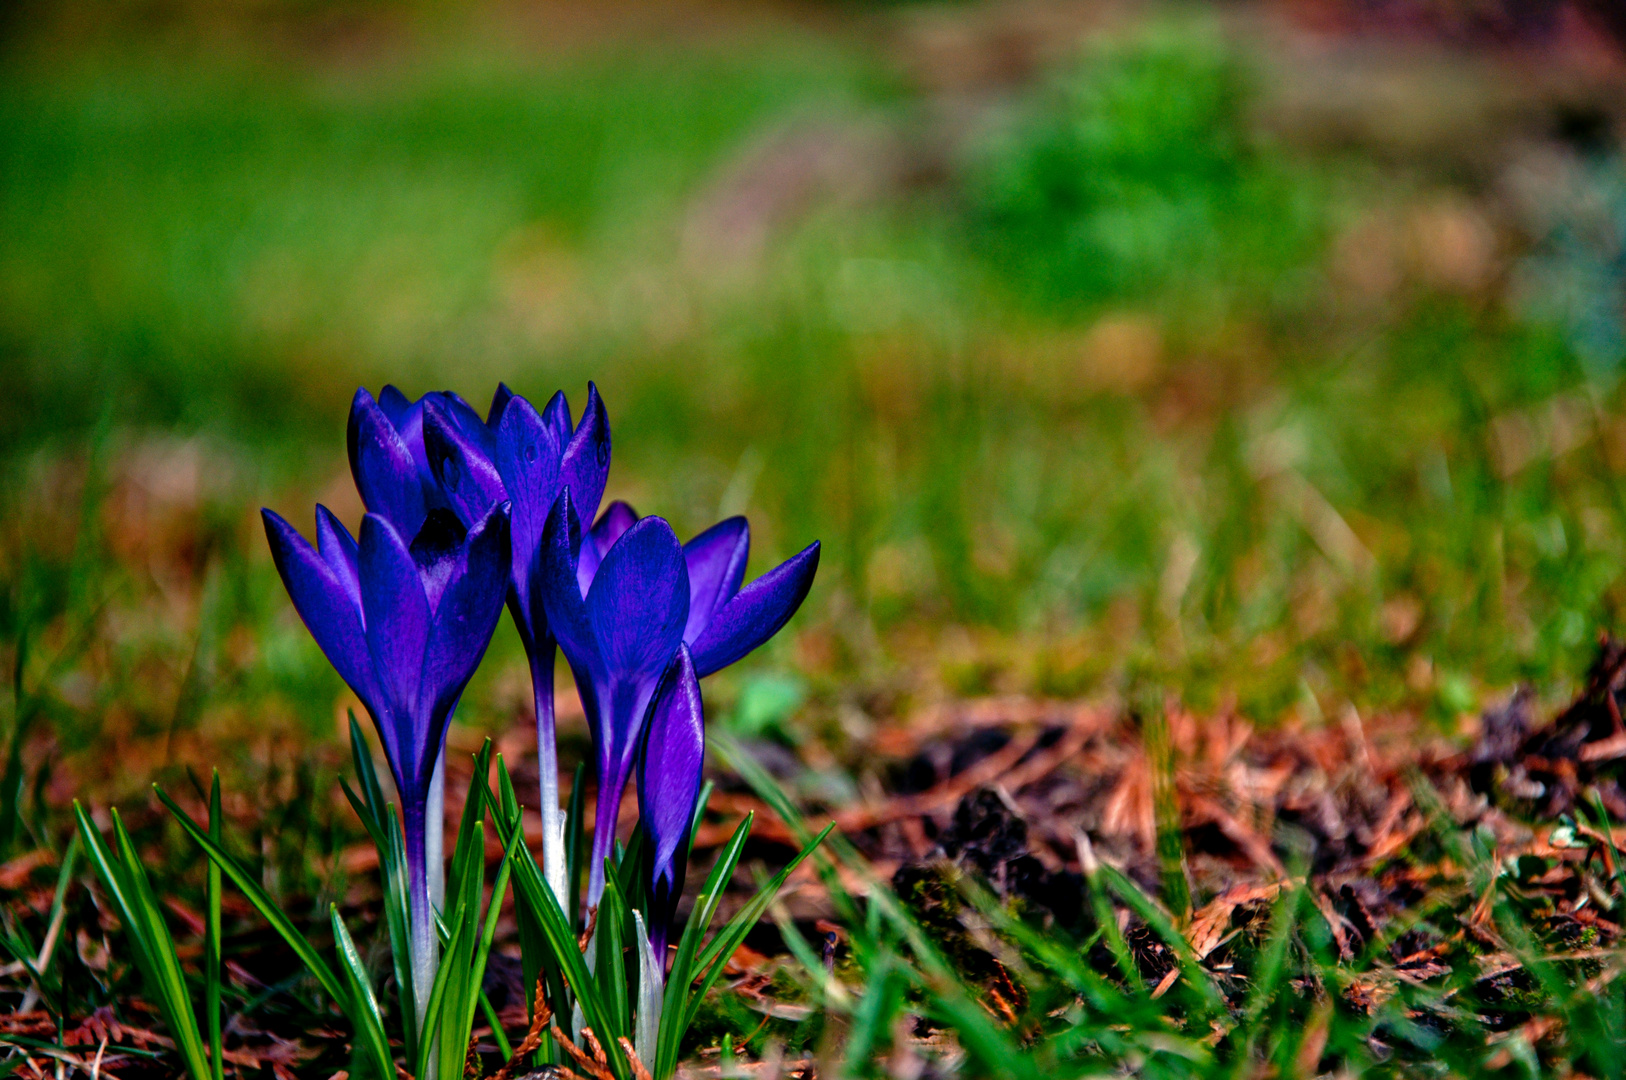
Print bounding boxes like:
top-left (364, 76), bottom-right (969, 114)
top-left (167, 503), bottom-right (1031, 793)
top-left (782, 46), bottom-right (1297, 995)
top-left (5, 0), bottom-right (1626, 804)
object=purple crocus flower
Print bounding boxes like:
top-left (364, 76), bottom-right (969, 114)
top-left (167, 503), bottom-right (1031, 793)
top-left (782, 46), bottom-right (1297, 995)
top-left (637, 644), bottom-right (704, 960)
top-left (262, 501), bottom-right (511, 1017)
top-left (416, 384), bottom-right (610, 896)
top-left (345, 384), bottom-right (500, 906)
top-left (546, 494), bottom-right (821, 909)
top-left (537, 489), bottom-right (688, 905)
top-left (579, 502), bottom-right (821, 678)
top-left (347, 385), bottom-right (494, 540)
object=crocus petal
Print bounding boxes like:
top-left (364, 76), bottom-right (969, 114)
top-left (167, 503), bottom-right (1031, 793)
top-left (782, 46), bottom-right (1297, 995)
top-left (358, 513), bottom-right (432, 784)
top-left (688, 541), bottom-right (820, 678)
top-left (377, 384), bottom-right (435, 496)
top-left (348, 387), bottom-right (427, 538)
top-left (487, 382), bottom-right (514, 429)
top-left (495, 393), bottom-right (569, 614)
top-left (418, 503), bottom-right (511, 790)
top-left (586, 516), bottom-right (689, 682)
top-left (639, 644), bottom-right (704, 956)
top-left (438, 390), bottom-right (484, 435)
top-left (263, 508), bottom-right (377, 707)
top-left (577, 500), bottom-right (637, 597)
top-left (423, 397), bottom-right (507, 529)
top-left (539, 389), bottom-right (574, 454)
top-left (559, 381), bottom-right (610, 532)
top-left (314, 504), bottom-right (362, 616)
top-left (682, 517), bottom-right (750, 645)
top-left (537, 489), bottom-right (596, 695)
top-left (582, 517), bottom-right (689, 880)
top-left (376, 384), bottom-right (417, 431)
top-left (408, 508), bottom-right (470, 613)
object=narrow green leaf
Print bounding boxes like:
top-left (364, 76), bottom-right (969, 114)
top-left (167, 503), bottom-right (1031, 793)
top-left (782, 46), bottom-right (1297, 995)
top-left (113, 808), bottom-right (212, 1080)
top-left (681, 823), bottom-right (833, 1036)
top-left (842, 954), bottom-right (905, 1073)
top-left (447, 742), bottom-right (494, 910)
top-left (656, 815), bottom-right (752, 1080)
top-left (686, 781), bottom-right (714, 857)
top-left (440, 818), bottom-right (490, 1080)
top-left (565, 760), bottom-right (587, 931)
top-left (348, 712), bottom-right (389, 826)
top-left (415, 909), bottom-right (465, 1080)
top-left (485, 765), bottom-right (627, 1080)
top-left (479, 990), bottom-right (514, 1062)
top-left (464, 823), bottom-right (521, 1066)
top-left (154, 786), bottom-right (350, 1010)
top-left (75, 803), bottom-right (211, 1080)
top-left (1085, 856), bottom-right (1141, 992)
top-left (331, 906), bottom-right (397, 1080)
top-left (206, 773), bottom-right (224, 1080)
top-left (384, 802), bottom-right (418, 1061)
top-left (472, 827), bottom-right (522, 1062)
top-left (597, 869), bottom-right (629, 1042)
top-left (712, 736), bottom-right (1031, 1077)
top-left (8, 830), bottom-right (81, 1011)
top-left (613, 823), bottom-right (647, 918)
top-left (677, 817), bottom-right (752, 971)
top-left (1099, 862), bottom-right (1226, 1017)
top-left (496, 758), bottom-right (564, 1068)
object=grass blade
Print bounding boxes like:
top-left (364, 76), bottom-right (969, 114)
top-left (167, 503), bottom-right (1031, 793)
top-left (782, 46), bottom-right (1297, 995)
top-left (565, 761), bottom-right (586, 932)
top-left (681, 823), bottom-right (833, 1036)
top-left (1098, 862), bottom-right (1226, 1017)
top-left (655, 815), bottom-right (751, 1080)
top-left (154, 785), bottom-right (350, 1009)
top-left (597, 869), bottom-right (629, 1042)
top-left (485, 759), bottom-right (627, 1080)
top-left (75, 802), bottom-right (211, 1080)
top-left (206, 772), bottom-right (224, 1080)
top-left (348, 712), bottom-right (389, 826)
top-left (330, 906), bottom-right (397, 1080)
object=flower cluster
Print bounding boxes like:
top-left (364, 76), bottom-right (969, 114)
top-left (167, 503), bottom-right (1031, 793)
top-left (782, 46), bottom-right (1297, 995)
top-left (263, 383), bottom-right (819, 994)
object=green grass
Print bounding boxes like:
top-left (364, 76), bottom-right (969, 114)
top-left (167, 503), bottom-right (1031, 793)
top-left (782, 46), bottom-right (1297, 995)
top-left (1, 1), bottom-right (1624, 816)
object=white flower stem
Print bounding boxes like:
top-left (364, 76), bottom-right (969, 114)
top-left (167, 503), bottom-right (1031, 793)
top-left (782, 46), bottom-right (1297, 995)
top-left (426, 743), bottom-right (447, 914)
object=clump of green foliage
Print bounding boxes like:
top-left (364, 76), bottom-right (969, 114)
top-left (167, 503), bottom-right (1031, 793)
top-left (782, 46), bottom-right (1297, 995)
top-left (962, 22), bottom-right (1323, 316)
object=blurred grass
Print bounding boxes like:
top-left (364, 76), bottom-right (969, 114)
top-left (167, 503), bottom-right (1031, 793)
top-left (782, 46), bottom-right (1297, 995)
top-left (1, 1), bottom-right (1624, 797)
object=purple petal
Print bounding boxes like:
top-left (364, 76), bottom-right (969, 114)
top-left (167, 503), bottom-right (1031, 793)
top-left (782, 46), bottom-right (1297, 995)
top-left (424, 397), bottom-right (507, 529)
top-left (559, 381), bottom-right (610, 531)
top-left (408, 508), bottom-right (470, 613)
top-left (539, 389), bottom-right (574, 452)
top-left (586, 516), bottom-right (688, 683)
top-left (536, 489), bottom-right (596, 698)
top-left (348, 387), bottom-right (427, 538)
top-left (578, 500), bottom-right (637, 597)
top-left (377, 384), bottom-right (433, 490)
top-left (376, 385), bottom-right (415, 430)
top-left (433, 391), bottom-right (498, 461)
top-left (689, 541), bottom-right (819, 678)
top-left (358, 513), bottom-right (431, 772)
top-left (572, 513), bottom-right (688, 903)
top-left (263, 508), bottom-right (377, 707)
top-left (418, 503), bottom-right (511, 792)
top-left (682, 517), bottom-right (750, 646)
top-left (487, 383), bottom-right (515, 429)
top-left (495, 393), bottom-right (570, 613)
top-left (314, 505), bottom-right (362, 616)
top-left (638, 644), bottom-right (704, 955)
